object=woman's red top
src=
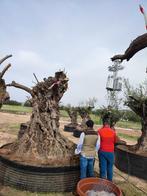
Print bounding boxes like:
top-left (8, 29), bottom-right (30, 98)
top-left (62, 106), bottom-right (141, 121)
top-left (98, 125), bottom-right (117, 152)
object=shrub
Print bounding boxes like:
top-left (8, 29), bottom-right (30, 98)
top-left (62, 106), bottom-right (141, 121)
top-left (4, 99), bottom-right (22, 106)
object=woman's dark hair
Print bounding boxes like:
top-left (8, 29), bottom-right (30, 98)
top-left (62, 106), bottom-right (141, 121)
top-left (102, 118), bottom-right (110, 125)
top-left (86, 120), bottom-right (94, 128)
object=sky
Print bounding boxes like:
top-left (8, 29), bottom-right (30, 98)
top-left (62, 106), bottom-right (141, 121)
top-left (0, 0), bottom-right (147, 107)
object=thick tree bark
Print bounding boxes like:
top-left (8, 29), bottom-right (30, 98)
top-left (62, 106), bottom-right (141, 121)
top-left (111, 33), bottom-right (147, 62)
top-left (2, 71), bottom-right (78, 166)
top-left (0, 55), bottom-right (12, 108)
top-left (66, 107), bottom-right (78, 127)
top-left (78, 107), bottom-right (91, 130)
top-left (111, 32), bottom-right (147, 152)
top-left (0, 79), bottom-right (10, 108)
top-left (126, 96), bottom-right (147, 152)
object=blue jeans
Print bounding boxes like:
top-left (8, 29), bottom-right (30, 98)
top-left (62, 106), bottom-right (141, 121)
top-left (80, 156), bottom-right (95, 179)
top-left (98, 151), bottom-right (114, 181)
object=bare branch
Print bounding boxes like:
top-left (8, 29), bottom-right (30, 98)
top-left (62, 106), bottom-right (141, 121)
top-left (0, 64), bottom-right (11, 79)
top-left (6, 81), bottom-right (33, 96)
top-left (128, 95), bottom-right (139, 103)
top-left (33, 73), bottom-right (39, 83)
top-left (0, 55), bottom-right (12, 65)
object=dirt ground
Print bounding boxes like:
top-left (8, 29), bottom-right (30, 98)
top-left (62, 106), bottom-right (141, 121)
top-left (0, 112), bottom-right (30, 147)
top-left (0, 112), bottom-right (146, 195)
top-left (0, 112), bottom-right (141, 146)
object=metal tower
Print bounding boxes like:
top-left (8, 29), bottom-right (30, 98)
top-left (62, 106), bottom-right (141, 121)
top-left (106, 60), bottom-right (124, 108)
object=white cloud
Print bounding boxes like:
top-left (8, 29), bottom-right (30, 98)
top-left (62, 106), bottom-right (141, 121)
top-left (17, 50), bottom-right (46, 67)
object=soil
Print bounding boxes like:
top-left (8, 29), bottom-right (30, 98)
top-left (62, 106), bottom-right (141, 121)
top-left (0, 112), bottom-right (30, 147)
top-left (0, 112), bottom-right (30, 124)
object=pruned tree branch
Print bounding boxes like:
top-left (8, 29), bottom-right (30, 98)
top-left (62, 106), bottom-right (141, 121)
top-left (0, 55), bottom-right (12, 65)
top-left (111, 33), bottom-right (147, 62)
top-left (6, 81), bottom-right (33, 96)
top-left (128, 95), bottom-right (139, 103)
top-left (0, 64), bottom-right (11, 79)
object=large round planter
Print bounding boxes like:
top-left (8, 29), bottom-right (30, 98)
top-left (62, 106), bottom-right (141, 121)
top-left (73, 129), bottom-right (83, 138)
top-left (115, 145), bottom-right (147, 180)
top-left (0, 154), bottom-right (80, 192)
top-left (64, 125), bottom-right (75, 132)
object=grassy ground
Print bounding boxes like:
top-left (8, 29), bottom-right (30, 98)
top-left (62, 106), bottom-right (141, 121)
top-left (59, 110), bottom-right (68, 118)
top-left (117, 133), bottom-right (138, 141)
top-left (114, 181), bottom-right (147, 196)
top-left (0, 186), bottom-right (74, 196)
top-left (1, 105), bottom-right (32, 114)
top-left (116, 121), bottom-right (141, 130)
top-left (0, 105), bottom-right (140, 141)
top-left (0, 123), bottom-right (20, 135)
top-left (1, 105), bottom-right (141, 130)
top-left (55, 109), bottom-right (141, 131)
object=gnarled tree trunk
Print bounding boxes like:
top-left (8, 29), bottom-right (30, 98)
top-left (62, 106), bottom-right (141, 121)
top-left (78, 107), bottom-right (91, 130)
top-left (126, 96), bottom-right (147, 152)
top-left (111, 32), bottom-right (147, 152)
top-left (0, 55), bottom-right (12, 108)
top-left (65, 107), bottom-right (78, 127)
top-left (2, 71), bottom-right (77, 166)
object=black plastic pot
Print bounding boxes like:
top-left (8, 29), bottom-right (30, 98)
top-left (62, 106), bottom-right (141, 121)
top-left (64, 125), bottom-right (75, 132)
top-left (115, 145), bottom-right (147, 180)
top-left (0, 155), bottom-right (80, 192)
top-left (73, 129), bottom-right (83, 138)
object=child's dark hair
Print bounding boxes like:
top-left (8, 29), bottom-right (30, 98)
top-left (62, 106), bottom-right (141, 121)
top-left (86, 119), bottom-right (94, 128)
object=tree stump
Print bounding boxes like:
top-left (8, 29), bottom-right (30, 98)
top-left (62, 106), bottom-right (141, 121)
top-left (64, 106), bottom-right (78, 132)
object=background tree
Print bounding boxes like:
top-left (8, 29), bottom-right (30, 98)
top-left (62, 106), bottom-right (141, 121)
top-left (100, 105), bottom-right (122, 129)
top-left (64, 105), bottom-right (78, 127)
top-left (77, 106), bottom-right (92, 130)
top-left (24, 98), bottom-right (32, 107)
top-left (4, 99), bottom-right (22, 106)
top-left (124, 79), bottom-right (147, 152)
top-left (79, 97), bottom-right (97, 109)
top-left (77, 98), bottom-right (97, 130)
top-left (111, 30), bottom-right (147, 152)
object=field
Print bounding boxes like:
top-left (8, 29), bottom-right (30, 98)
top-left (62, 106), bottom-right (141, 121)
top-left (0, 105), bottom-right (141, 143)
top-left (0, 105), bottom-right (146, 196)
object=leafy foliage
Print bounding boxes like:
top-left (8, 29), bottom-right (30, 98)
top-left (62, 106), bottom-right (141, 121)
top-left (24, 99), bottom-right (32, 107)
top-left (100, 106), bottom-right (122, 128)
top-left (123, 79), bottom-right (147, 117)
